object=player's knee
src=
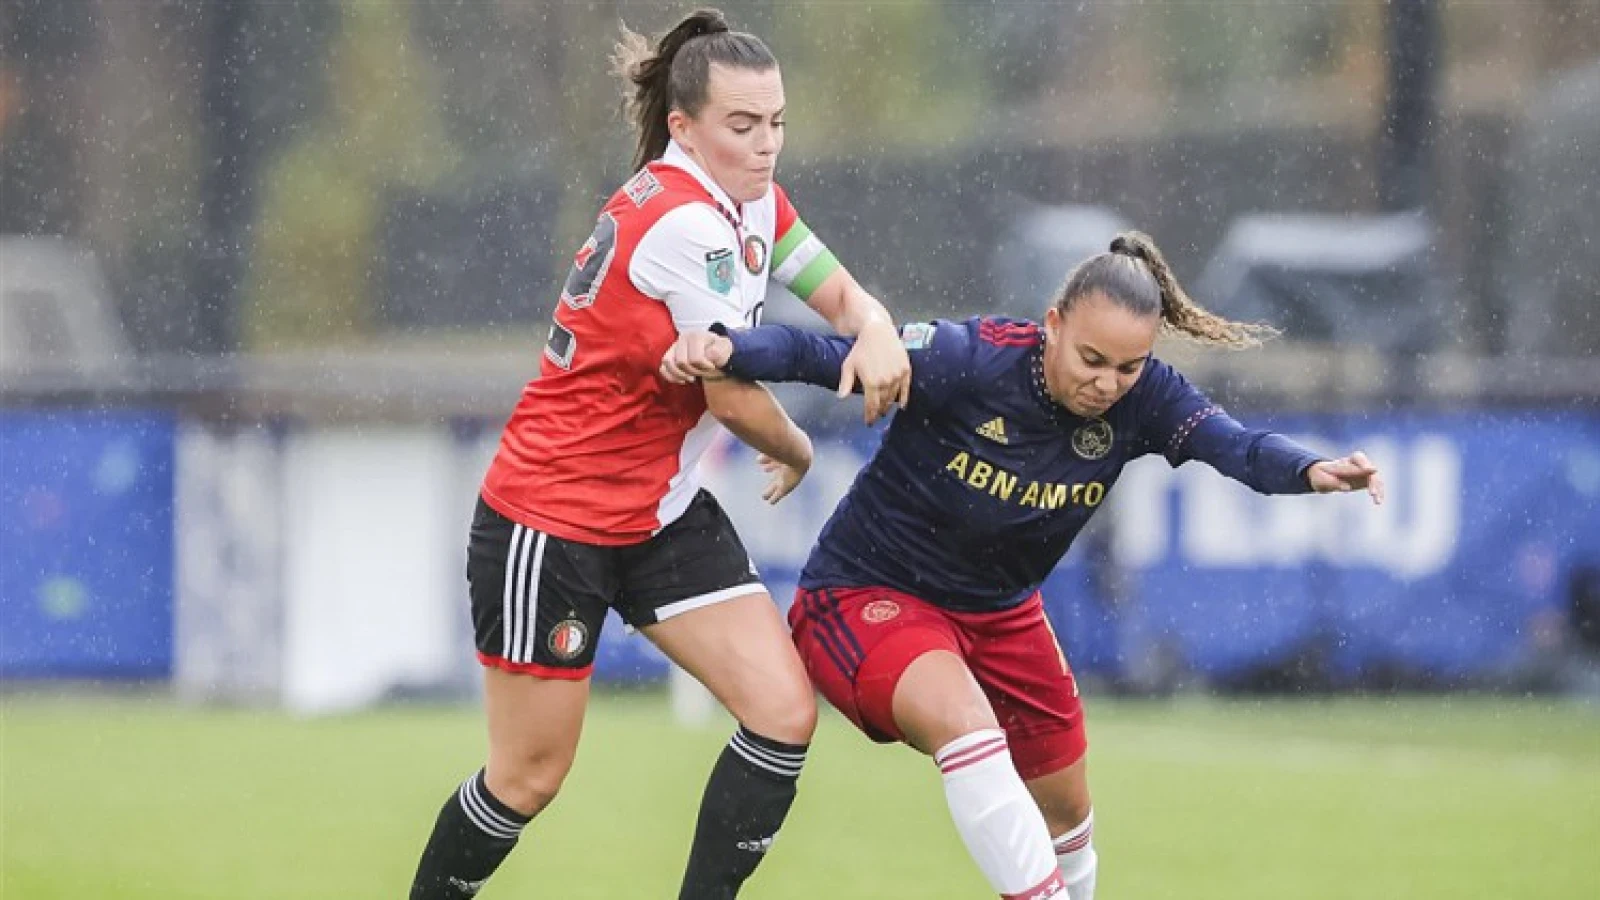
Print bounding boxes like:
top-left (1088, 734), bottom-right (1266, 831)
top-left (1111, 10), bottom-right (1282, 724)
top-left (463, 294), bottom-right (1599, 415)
top-left (485, 755), bottom-right (572, 817)
top-left (1071, 793), bottom-right (1092, 826)
top-left (1048, 796), bottom-right (1092, 837)
top-left (493, 769), bottom-right (566, 818)
top-left (744, 686), bottom-right (817, 745)
top-left (1034, 766), bottom-right (1092, 838)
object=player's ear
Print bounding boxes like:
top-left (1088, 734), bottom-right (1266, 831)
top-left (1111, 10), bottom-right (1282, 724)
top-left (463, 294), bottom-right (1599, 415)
top-left (667, 108), bottom-right (693, 150)
top-left (1043, 305), bottom-right (1061, 340)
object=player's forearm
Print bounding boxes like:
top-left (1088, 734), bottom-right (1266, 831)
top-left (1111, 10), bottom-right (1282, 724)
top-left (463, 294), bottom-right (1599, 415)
top-left (1249, 432), bottom-right (1327, 493)
top-left (720, 324), bottom-right (855, 392)
top-left (702, 378), bottom-right (812, 470)
top-left (1185, 416), bottom-right (1325, 494)
top-left (805, 268), bottom-right (894, 337)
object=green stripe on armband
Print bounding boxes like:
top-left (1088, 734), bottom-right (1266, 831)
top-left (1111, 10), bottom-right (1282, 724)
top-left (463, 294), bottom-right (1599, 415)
top-left (787, 249), bottom-right (841, 301)
top-left (771, 219), bottom-right (814, 269)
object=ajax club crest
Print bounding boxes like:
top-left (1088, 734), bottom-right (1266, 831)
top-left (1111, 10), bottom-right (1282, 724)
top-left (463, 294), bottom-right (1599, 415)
top-left (861, 599), bottom-right (901, 624)
top-left (1071, 419), bottom-right (1114, 460)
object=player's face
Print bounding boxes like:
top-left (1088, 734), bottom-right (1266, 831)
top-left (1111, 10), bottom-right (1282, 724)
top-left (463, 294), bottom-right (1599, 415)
top-left (1043, 293), bottom-right (1159, 418)
top-left (669, 64), bottom-right (786, 204)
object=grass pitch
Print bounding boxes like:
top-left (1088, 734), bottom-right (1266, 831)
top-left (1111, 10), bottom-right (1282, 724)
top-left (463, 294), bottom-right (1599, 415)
top-left (3, 693), bottom-right (1597, 899)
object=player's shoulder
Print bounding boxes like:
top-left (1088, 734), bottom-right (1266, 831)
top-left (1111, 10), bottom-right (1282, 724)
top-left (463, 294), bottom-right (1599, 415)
top-left (969, 317), bottom-right (1043, 379)
top-left (1118, 355), bottom-right (1209, 434)
top-left (974, 316), bottom-right (1043, 350)
top-left (893, 317), bottom-right (1030, 389)
top-left (622, 183), bottom-right (729, 258)
top-left (896, 317), bottom-right (976, 354)
top-left (607, 164), bottom-right (720, 223)
top-left (1127, 355), bottom-right (1185, 402)
top-left (769, 180), bottom-right (792, 212)
top-left (897, 316), bottom-right (1032, 347)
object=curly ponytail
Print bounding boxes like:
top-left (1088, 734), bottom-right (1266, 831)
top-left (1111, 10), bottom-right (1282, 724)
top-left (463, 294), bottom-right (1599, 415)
top-left (1108, 231), bottom-right (1278, 348)
top-left (1053, 231), bottom-right (1278, 349)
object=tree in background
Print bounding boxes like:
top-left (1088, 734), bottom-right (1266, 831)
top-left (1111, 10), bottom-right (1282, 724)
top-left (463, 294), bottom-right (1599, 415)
top-left (244, 0), bottom-right (458, 350)
top-left (768, 0), bottom-right (988, 159)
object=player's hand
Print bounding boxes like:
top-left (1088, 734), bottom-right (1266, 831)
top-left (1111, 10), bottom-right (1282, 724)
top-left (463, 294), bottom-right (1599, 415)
top-left (838, 318), bottom-right (911, 424)
top-left (758, 442), bottom-right (811, 505)
top-left (1306, 451), bottom-right (1385, 505)
top-left (660, 331), bottom-right (733, 384)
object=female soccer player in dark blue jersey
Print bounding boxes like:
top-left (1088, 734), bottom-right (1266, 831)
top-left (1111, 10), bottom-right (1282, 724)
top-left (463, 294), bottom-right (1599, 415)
top-left (660, 231), bottom-right (1384, 900)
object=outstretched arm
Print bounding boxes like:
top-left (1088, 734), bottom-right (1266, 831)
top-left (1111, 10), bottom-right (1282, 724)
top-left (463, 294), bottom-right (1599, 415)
top-left (660, 325), bottom-right (855, 391)
top-left (1143, 360), bottom-right (1383, 504)
top-left (1181, 414), bottom-right (1383, 505)
top-left (662, 319), bottom-right (977, 414)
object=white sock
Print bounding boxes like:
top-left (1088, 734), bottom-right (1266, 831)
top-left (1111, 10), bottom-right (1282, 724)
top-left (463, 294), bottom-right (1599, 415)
top-left (1053, 809), bottom-right (1097, 900)
top-left (935, 729), bottom-right (1065, 899)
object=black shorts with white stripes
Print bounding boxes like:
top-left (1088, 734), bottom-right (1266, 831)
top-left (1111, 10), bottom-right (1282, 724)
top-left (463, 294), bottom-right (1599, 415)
top-left (466, 490), bottom-right (764, 679)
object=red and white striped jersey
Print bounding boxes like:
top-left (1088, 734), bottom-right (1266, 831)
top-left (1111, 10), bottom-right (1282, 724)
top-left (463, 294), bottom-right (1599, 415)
top-left (481, 141), bottom-right (841, 545)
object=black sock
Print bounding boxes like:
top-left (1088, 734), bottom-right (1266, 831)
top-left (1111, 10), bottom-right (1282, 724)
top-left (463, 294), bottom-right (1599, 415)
top-left (677, 726), bottom-right (808, 900)
top-left (410, 769), bottom-right (532, 899)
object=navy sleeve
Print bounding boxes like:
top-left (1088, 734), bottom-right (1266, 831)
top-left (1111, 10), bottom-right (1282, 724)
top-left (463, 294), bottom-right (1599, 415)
top-left (1136, 359), bottom-right (1325, 495)
top-left (720, 323), bottom-right (853, 390)
top-left (720, 319), bottom-right (978, 410)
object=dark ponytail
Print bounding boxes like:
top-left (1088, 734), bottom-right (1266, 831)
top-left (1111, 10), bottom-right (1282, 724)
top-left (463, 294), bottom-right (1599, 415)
top-left (1053, 230), bottom-right (1279, 349)
top-left (612, 8), bottom-right (777, 171)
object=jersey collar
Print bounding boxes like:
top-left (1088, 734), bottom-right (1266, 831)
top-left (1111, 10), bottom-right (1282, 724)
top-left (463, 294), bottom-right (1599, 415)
top-left (660, 140), bottom-right (746, 228)
top-left (1028, 343), bottom-right (1073, 425)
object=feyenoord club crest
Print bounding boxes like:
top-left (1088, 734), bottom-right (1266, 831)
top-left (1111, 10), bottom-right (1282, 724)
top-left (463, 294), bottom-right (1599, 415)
top-left (742, 234), bottom-right (768, 275)
top-left (705, 248), bottom-right (735, 295)
top-left (861, 599), bottom-right (901, 623)
top-left (548, 618), bottom-right (588, 661)
top-left (1071, 418), bottom-right (1114, 460)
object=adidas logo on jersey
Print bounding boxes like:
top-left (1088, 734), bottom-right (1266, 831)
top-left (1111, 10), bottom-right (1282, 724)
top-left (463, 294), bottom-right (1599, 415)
top-left (976, 417), bottom-right (1009, 444)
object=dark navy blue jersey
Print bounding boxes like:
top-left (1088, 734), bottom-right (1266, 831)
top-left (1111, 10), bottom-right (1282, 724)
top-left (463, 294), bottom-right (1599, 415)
top-left (722, 317), bottom-right (1326, 613)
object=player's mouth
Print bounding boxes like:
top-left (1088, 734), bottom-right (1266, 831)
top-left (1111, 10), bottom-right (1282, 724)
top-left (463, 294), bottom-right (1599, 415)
top-left (1076, 394), bottom-right (1112, 414)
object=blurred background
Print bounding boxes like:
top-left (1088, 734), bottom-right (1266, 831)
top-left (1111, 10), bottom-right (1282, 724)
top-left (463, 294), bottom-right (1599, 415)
top-left (2, 2), bottom-right (1598, 898)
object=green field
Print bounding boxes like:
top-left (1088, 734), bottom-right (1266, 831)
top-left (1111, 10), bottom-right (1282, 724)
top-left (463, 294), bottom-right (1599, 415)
top-left (3, 693), bottom-right (1597, 899)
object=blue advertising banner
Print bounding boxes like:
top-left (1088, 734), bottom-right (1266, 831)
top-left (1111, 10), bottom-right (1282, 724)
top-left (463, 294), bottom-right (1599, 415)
top-left (689, 410), bottom-right (1600, 687)
top-left (7, 407), bottom-right (1595, 689)
top-left (0, 411), bottom-right (176, 678)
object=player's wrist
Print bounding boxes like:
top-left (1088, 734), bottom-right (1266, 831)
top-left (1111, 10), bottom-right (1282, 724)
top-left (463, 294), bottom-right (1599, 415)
top-left (785, 426), bottom-right (814, 472)
top-left (857, 314), bottom-right (897, 342)
top-left (1300, 458), bottom-right (1326, 489)
top-left (712, 336), bottom-right (734, 370)
top-left (706, 322), bottom-right (739, 371)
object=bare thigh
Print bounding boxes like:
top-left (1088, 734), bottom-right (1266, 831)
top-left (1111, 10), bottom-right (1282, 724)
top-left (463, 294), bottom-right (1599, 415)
top-left (890, 649), bottom-right (1001, 755)
top-left (481, 666), bottom-right (590, 817)
top-left (643, 592), bottom-right (817, 744)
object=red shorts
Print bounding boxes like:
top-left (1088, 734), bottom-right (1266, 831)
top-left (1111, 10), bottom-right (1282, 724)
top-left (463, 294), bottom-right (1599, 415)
top-left (789, 586), bottom-right (1086, 780)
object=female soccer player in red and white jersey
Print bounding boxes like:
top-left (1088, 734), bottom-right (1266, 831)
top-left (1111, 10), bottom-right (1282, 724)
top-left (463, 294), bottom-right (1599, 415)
top-left (407, 10), bottom-right (911, 900)
top-left (662, 231), bottom-right (1384, 899)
